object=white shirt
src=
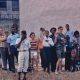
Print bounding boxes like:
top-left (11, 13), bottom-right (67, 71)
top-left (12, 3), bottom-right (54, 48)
top-left (72, 37), bottom-right (80, 45)
top-left (43, 36), bottom-right (54, 47)
top-left (65, 30), bottom-right (74, 42)
top-left (16, 38), bottom-right (31, 51)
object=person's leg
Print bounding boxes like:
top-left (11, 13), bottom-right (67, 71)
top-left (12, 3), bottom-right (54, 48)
top-left (23, 52), bottom-right (29, 80)
top-left (1, 48), bottom-right (7, 70)
top-left (23, 72), bottom-right (27, 80)
top-left (10, 46), bottom-right (15, 72)
top-left (43, 48), bottom-right (47, 71)
top-left (15, 50), bottom-right (18, 63)
top-left (51, 46), bottom-right (57, 72)
top-left (46, 48), bottom-right (51, 73)
top-left (33, 51), bottom-right (38, 71)
top-left (5, 47), bottom-right (11, 70)
top-left (40, 49), bottom-right (44, 68)
top-left (18, 72), bottom-right (21, 80)
top-left (55, 58), bottom-right (62, 74)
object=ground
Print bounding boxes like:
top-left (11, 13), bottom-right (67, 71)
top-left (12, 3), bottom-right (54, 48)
top-left (0, 68), bottom-right (80, 80)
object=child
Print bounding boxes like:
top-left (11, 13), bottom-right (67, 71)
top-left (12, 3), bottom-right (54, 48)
top-left (16, 31), bottom-right (31, 80)
top-left (29, 32), bottom-right (38, 71)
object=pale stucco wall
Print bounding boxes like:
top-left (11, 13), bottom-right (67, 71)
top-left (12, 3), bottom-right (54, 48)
top-left (20, 0), bottom-right (80, 35)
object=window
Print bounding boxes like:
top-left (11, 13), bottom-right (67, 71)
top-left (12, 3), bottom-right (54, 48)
top-left (12, 0), bottom-right (19, 11)
top-left (0, 0), bottom-right (7, 10)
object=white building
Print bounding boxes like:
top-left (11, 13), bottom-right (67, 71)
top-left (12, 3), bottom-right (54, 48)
top-left (0, 0), bottom-right (19, 32)
top-left (20, 0), bottom-right (80, 35)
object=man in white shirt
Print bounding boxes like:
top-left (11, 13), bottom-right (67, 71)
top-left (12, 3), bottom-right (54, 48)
top-left (43, 30), bottom-right (54, 73)
top-left (16, 30), bottom-right (31, 80)
top-left (65, 24), bottom-right (74, 42)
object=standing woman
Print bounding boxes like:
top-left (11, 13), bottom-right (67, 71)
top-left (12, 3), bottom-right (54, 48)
top-left (49, 27), bottom-right (57, 72)
top-left (38, 28), bottom-right (45, 69)
top-left (29, 32), bottom-right (38, 71)
top-left (55, 26), bottom-right (65, 74)
top-left (43, 30), bottom-right (54, 73)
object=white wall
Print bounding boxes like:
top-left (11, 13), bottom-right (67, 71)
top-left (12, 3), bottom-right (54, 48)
top-left (20, 0), bottom-right (80, 35)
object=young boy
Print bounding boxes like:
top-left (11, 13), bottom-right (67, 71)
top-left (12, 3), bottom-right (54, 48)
top-left (16, 30), bottom-right (31, 80)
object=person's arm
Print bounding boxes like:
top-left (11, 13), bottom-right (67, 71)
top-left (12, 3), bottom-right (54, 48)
top-left (48, 38), bottom-right (54, 46)
top-left (7, 36), bottom-right (11, 54)
top-left (0, 36), bottom-right (6, 42)
top-left (16, 40), bottom-right (22, 48)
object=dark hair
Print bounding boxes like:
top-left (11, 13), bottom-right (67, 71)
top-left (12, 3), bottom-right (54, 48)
top-left (11, 26), bottom-right (15, 29)
top-left (21, 30), bottom-right (27, 35)
top-left (45, 30), bottom-right (49, 33)
top-left (50, 27), bottom-right (56, 32)
top-left (30, 32), bottom-right (35, 37)
top-left (40, 27), bottom-right (45, 32)
top-left (58, 26), bottom-right (63, 29)
top-left (66, 24), bottom-right (69, 27)
top-left (74, 31), bottom-right (79, 36)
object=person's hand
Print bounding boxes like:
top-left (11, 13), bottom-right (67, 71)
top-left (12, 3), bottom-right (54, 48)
top-left (45, 40), bottom-right (49, 42)
top-left (21, 36), bottom-right (26, 42)
top-left (55, 33), bottom-right (58, 38)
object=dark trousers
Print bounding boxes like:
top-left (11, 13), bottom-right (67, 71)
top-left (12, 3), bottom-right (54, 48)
top-left (65, 52), bottom-right (71, 71)
top-left (43, 47), bottom-right (51, 71)
top-left (71, 58), bottom-right (76, 71)
top-left (0, 47), bottom-right (10, 69)
top-left (9, 45), bottom-right (18, 70)
top-left (0, 47), bottom-right (6, 68)
top-left (40, 49), bottom-right (44, 68)
top-left (50, 46), bottom-right (57, 72)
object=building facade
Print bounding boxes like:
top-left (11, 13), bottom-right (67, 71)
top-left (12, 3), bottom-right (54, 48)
top-left (20, 0), bottom-right (80, 35)
top-left (0, 0), bottom-right (19, 32)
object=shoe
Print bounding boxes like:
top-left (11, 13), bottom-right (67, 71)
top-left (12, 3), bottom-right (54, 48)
top-left (23, 77), bottom-right (26, 80)
top-left (2, 68), bottom-right (7, 71)
top-left (43, 68), bottom-right (46, 72)
top-left (47, 69), bottom-right (50, 74)
top-left (55, 71), bottom-right (58, 75)
top-left (11, 69), bottom-right (16, 73)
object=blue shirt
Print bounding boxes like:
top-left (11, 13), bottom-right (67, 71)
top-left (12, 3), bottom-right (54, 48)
top-left (7, 33), bottom-right (20, 46)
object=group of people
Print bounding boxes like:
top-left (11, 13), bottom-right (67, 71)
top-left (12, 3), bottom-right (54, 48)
top-left (0, 24), bottom-right (80, 80)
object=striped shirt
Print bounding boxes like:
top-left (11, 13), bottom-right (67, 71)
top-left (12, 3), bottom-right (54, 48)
top-left (30, 39), bottom-right (38, 51)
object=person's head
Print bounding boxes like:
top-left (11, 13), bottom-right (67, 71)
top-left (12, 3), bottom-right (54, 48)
top-left (74, 31), bottom-right (79, 38)
top-left (65, 24), bottom-right (70, 31)
top-left (65, 36), bottom-right (70, 41)
top-left (21, 30), bottom-right (27, 38)
top-left (4, 31), bottom-right (9, 37)
top-left (30, 32), bottom-right (35, 39)
top-left (50, 27), bottom-right (56, 34)
top-left (45, 30), bottom-right (49, 37)
top-left (11, 26), bottom-right (16, 34)
top-left (58, 26), bottom-right (63, 33)
top-left (0, 28), bottom-right (3, 35)
top-left (40, 27), bottom-right (45, 32)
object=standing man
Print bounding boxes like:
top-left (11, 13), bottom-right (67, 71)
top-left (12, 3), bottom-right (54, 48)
top-left (7, 26), bottom-right (19, 72)
top-left (16, 30), bottom-right (31, 80)
top-left (50, 27), bottom-right (57, 72)
top-left (65, 24), bottom-right (74, 42)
